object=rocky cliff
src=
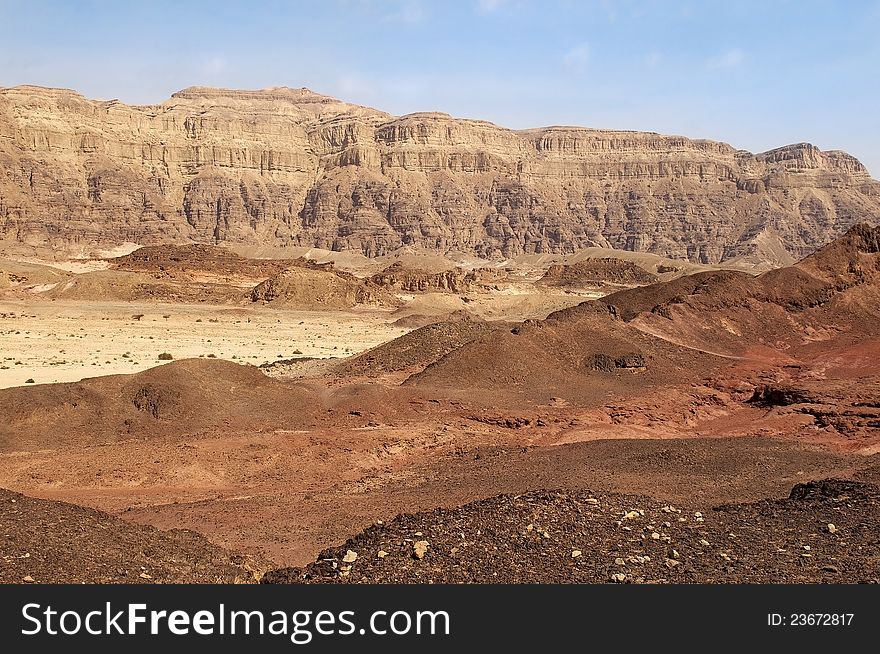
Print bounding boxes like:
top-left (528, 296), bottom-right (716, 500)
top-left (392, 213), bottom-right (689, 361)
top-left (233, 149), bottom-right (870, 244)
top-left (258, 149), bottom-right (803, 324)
top-left (1, 85), bottom-right (878, 264)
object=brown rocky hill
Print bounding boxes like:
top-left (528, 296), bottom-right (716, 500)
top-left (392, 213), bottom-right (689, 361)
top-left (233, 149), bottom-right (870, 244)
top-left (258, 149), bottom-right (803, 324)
top-left (406, 224), bottom-right (880, 402)
top-left (0, 487), bottom-right (260, 583)
top-left (332, 313), bottom-right (501, 378)
top-left (539, 258), bottom-right (657, 286)
top-left (0, 359), bottom-right (324, 452)
top-left (368, 261), bottom-right (504, 293)
top-left (1, 85), bottom-right (878, 264)
top-left (110, 243), bottom-right (292, 280)
top-left (610, 222), bottom-right (880, 355)
top-left (249, 265), bottom-right (396, 309)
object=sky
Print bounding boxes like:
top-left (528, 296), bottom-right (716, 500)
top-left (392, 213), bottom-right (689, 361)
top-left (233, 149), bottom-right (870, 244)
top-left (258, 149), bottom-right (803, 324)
top-left (1, 0), bottom-right (878, 175)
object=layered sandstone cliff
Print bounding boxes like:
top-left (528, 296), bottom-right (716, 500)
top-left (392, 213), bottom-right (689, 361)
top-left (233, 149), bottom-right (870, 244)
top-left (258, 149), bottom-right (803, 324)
top-left (1, 85), bottom-right (878, 264)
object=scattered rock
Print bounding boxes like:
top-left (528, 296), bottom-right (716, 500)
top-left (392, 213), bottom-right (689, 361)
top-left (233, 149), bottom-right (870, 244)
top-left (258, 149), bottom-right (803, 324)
top-left (342, 550), bottom-right (358, 563)
top-left (264, 481), bottom-right (880, 585)
top-left (413, 541), bottom-right (429, 560)
top-left (821, 565), bottom-right (840, 573)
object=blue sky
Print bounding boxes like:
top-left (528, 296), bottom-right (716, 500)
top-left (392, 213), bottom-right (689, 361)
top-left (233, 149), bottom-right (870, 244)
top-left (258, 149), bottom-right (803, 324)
top-left (1, 0), bottom-right (878, 175)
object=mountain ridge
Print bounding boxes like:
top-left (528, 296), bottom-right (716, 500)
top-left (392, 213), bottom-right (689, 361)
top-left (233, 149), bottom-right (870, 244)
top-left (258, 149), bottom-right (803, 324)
top-left (1, 84), bottom-right (878, 264)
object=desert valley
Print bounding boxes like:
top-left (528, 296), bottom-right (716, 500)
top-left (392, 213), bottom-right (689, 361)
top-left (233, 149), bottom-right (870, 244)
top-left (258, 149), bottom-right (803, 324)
top-left (1, 85), bottom-right (879, 585)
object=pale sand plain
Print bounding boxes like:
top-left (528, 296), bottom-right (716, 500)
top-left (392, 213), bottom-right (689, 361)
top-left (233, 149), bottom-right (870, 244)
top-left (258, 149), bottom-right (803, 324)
top-left (0, 299), bottom-right (407, 388)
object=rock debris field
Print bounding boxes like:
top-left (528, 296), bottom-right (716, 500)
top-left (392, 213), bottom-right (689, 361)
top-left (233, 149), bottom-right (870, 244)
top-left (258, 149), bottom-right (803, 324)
top-left (264, 480), bottom-right (880, 584)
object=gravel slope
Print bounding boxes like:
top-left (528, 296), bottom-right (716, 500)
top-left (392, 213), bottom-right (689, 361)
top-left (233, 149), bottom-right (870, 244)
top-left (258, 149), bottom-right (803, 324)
top-left (264, 479), bottom-right (880, 584)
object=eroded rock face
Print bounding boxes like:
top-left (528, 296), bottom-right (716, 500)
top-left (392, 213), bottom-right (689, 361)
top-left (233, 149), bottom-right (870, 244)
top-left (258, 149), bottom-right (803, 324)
top-left (1, 85), bottom-right (879, 264)
top-left (249, 266), bottom-right (393, 309)
top-left (539, 259), bottom-right (657, 286)
top-left (368, 262), bottom-right (504, 293)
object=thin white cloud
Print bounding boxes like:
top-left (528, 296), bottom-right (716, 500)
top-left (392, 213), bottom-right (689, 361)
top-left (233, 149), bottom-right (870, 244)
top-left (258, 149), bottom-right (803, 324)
top-left (382, 0), bottom-right (426, 24)
top-left (645, 51), bottom-right (661, 68)
top-left (599, 0), bottom-right (617, 22)
top-left (563, 43), bottom-right (590, 73)
top-left (476, 0), bottom-right (509, 13)
top-left (707, 48), bottom-right (745, 70)
top-left (338, 0), bottom-right (426, 24)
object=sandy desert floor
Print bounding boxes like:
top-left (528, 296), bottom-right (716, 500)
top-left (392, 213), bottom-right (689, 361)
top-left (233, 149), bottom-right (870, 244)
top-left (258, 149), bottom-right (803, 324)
top-left (0, 299), bottom-right (406, 388)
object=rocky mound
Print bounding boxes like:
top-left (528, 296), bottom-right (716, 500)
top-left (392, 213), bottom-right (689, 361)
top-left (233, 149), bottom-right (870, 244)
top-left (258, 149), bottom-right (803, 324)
top-left (797, 222), bottom-right (880, 280)
top-left (45, 269), bottom-right (243, 303)
top-left (110, 244), bottom-right (292, 280)
top-left (369, 262), bottom-right (504, 293)
top-left (249, 265), bottom-right (395, 309)
top-left (332, 315), bottom-right (502, 377)
top-left (2, 85), bottom-right (878, 266)
top-left (405, 303), bottom-right (720, 403)
top-left (262, 479), bottom-right (880, 584)
top-left (539, 258), bottom-right (657, 287)
top-left (0, 258), bottom-right (69, 294)
top-left (0, 488), bottom-right (259, 583)
top-left (0, 359), bottom-right (322, 452)
top-left (391, 308), bottom-right (480, 328)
